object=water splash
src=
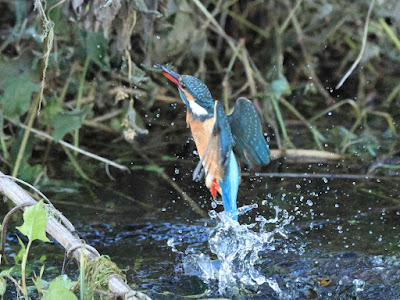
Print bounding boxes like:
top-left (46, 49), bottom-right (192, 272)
top-left (171, 203), bottom-right (295, 297)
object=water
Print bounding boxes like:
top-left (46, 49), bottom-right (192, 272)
top-left (1, 166), bottom-right (400, 299)
top-left (172, 204), bottom-right (293, 297)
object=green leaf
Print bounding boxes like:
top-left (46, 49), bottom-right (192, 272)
top-left (0, 267), bottom-right (13, 277)
top-left (144, 165), bottom-right (164, 173)
top-left (16, 200), bottom-right (51, 243)
top-left (161, 155), bottom-right (178, 161)
top-left (130, 165), bottom-right (164, 173)
top-left (40, 97), bottom-right (63, 127)
top-left (17, 161), bottom-right (43, 184)
top-left (0, 73), bottom-right (40, 119)
top-left (0, 277), bottom-right (6, 296)
top-left (271, 76), bottom-right (291, 99)
top-left (14, 235), bottom-right (26, 265)
top-left (42, 275), bottom-right (78, 300)
top-left (51, 105), bottom-right (92, 141)
top-left (85, 31), bottom-right (108, 69)
top-left (7, 265), bottom-right (32, 278)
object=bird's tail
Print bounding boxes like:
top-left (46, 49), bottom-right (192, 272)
top-left (220, 151), bottom-right (240, 221)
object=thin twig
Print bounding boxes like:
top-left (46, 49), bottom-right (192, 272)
top-left (242, 172), bottom-right (400, 181)
top-left (279, 0), bottom-right (304, 33)
top-left (12, 92), bottom-right (41, 178)
top-left (378, 17), bottom-right (400, 52)
top-left (133, 147), bottom-right (207, 218)
top-left (0, 174), bottom-right (53, 209)
top-left (109, 87), bottom-right (181, 104)
top-left (6, 118), bottom-right (130, 172)
top-left (336, 0), bottom-right (376, 90)
top-left (278, 97), bottom-right (325, 150)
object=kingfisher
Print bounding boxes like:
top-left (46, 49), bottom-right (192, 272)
top-left (156, 64), bottom-right (270, 220)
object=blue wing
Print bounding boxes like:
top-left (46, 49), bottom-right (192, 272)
top-left (228, 97), bottom-right (270, 166)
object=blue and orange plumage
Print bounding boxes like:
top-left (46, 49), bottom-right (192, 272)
top-left (156, 64), bottom-right (270, 220)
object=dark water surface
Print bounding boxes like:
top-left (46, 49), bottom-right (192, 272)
top-left (2, 163), bottom-right (400, 299)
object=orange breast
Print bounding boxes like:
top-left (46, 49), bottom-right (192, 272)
top-left (187, 112), bottom-right (224, 181)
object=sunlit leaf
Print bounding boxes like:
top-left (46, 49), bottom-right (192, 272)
top-left (16, 200), bottom-right (51, 243)
top-left (51, 105), bottom-right (92, 141)
top-left (0, 73), bottom-right (40, 120)
top-left (0, 277), bottom-right (5, 296)
top-left (42, 275), bottom-right (78, 300)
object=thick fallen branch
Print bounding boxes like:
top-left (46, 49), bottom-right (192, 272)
top-left (0, 172), bottom-right (151, 300)
top-left (270, 149), bottom-right (342, 162)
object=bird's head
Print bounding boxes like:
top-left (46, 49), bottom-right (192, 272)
top-left (156, 64), bottom-right (214, 117)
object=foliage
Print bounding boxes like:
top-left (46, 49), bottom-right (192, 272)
top-left (0, 0), bottom-right (398, 186)
top-left (42, 275), bottom-right (77, 300)
top-left (0, 201), bottom-right (78, 299)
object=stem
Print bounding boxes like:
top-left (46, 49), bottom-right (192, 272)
top-left (21, 238), bottom-right (33, 298)
top-left (0, 133), bottom-right (8, 160)
top-left (12, 92), bottom-right (41, 178)
top-left (5, 274), bottom-right (24, 295)
top-left (80, 249), bottom-right (86, 300)
top-left (379, 17), bottom-right (400, 51)
top-left (340, 115), bottom-right (363, 153)
top-left (270, 95), bottom-right (294, 148)
top-left (336, 0), bottom-right (375, 90)
top-left (74, 56), bottom-right (91, 154)
top-left (62, 145), bottom-right (101, 186)
top-left (278, 97), bottom-right (325, 150)
top-left (309, 99), bottom-right (361, 122)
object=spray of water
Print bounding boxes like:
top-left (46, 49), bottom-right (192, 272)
top-left (169, 203), bottom-right (295, 297)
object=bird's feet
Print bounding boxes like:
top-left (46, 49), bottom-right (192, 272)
top-left (210, 177), bottom-right (219, 199)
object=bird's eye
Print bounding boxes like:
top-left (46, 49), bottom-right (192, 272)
top-left (180, 81), bottom-right (186, 89)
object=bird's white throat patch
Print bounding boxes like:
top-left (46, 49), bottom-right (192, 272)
top-left (189, 100), bottom-right (208, 116)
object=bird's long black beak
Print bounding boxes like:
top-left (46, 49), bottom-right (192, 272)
top-left (155, 64), bottom-right (181, 87)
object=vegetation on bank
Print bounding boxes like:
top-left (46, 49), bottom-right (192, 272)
top-left (0, 0), bottom-right (399, 298)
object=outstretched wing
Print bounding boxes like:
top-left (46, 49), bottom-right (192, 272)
top-left (228, 97), bottom-right (270, 166)
top-left (193, 101), bottom-right (234, 181)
